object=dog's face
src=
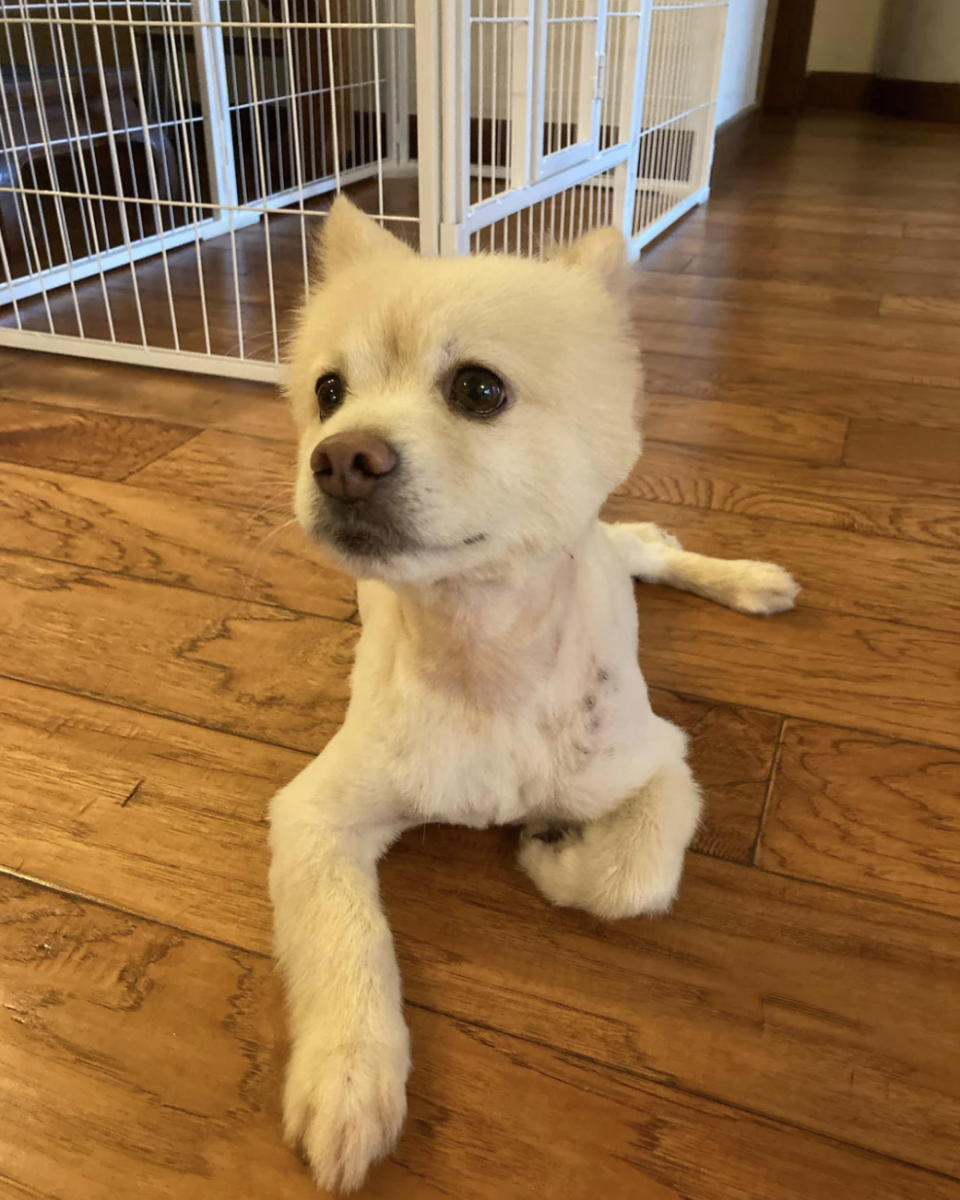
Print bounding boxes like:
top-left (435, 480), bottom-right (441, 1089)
top-left (286, 198), bottom-right (642, 584)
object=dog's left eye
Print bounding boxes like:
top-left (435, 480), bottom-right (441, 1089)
top-left (315, 372), bottom-right (346, 419)
top-left (449, 366), bottom-right (507, 418)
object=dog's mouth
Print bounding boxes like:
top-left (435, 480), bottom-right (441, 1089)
top-left (310, 503), bottom-right (417, 561)
top-left (306, 501), bottom-right (486, 566)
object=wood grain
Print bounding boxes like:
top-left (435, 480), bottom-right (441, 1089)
top-left (681, 247), bottom-right (960, 296)
top-left (214, 394), bottom-right (298, 442)
top-left (0, 676), bottom-right (300, 951)
top-left (643, 396), bottom-right (847, 465)
top-left (844, 420), bottom-right (960, 485)
top-left (6, 779), bottom-right (959, 1182)
top-left (383, 837), bottom-right (960, 1177)
top-left (125, 429), bottom-right (295, 512)
top-left (0, 462), bottom-right (355, 619)
top-left (635, 292), bottom-right (960, 358)
top-left (635, 589), bottom-right (960, 752)
top-left (702, 195), bottom-right (960, 228)
top-left (638, 317), bottom-right (960, 390)
top-left (620, 440), bottom-right (960, 550)
top-left (905, 225), bottom-right (960, 243)
top-left (758, 721), bottom-right (960, 917)
top-left (5, 876), bottom-right (955, 1200)
top-left (661, 225), bottom-right (960, 265)
top-left (0, 351), bottom-right (271, 426)
top-left (638, 268), bottom-right (882, 317)
top-left (602, 496), bottom-right (960, 635)
top-left (651, 689), bottom-right (780, 863)
top-left (0, 398), bottom-right (198, 481)
top-left (642, 351), bottom-right (960, 429)
top-left (880, 294), bottom-right (960, 322)
top-left (0, 550), bottom-right (356, 752)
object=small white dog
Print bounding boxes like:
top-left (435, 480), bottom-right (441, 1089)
top-left (270, 197), bottom-right (798, 1192)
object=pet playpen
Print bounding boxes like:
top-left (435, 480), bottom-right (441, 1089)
top-left (0, 0), bottom-right (728, 381)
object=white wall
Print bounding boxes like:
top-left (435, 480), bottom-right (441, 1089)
top-left (807, 0), bottom-right (888, 74)
top-left (880, 0), bottom-right (960, 82)
top-left (715, 0), bottom-right (770, 124)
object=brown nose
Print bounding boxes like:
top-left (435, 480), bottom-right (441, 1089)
top-left (310, 431), bottom-right (398, 501)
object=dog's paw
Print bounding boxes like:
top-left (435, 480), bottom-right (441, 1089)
top-left (284, 1032), bottom-right (409, 1193)
top-left (725, 561), bottom-right (799, 615)
top-left (518, 822), bottom-right (679, 920)
top-left (618, 521), bottom-right (683, 550)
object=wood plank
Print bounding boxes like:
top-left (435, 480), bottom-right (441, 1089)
top-left (643, 352), bottom-right (960, 429)
top-left (758, 721), bottom-right (960, 918)
top-left (5, 877), bottom-right (954, 1200)
top-left (704, 193), bottom-right (960, 228)
top-left (619, 440), bottom-right (960, 550)
top-left (880, 294), bottom-right (960, 323)
top-left (2, 675), bottom-right (958, 1176)
top-left (0, 551), bottom-right (355, 753)
top-left (636, 291), bottom-right (960, 357)
top-left (0, 350), bottom-right (271, 426)
top-left (0, 398), bottom-right (198, 481)
top-left (662, 225), bottom-right (959, 263)
top-left (905, 224), bottom-right (960, 242)
top-left (637, 238), bottom-right (696, 276)
top-left (693, 206), bottom-right (906, 238)
top-left (125, 429), bottom-right (295, 512)
top-left (383, 838), bottom-right (960, 1177)
top-left (845, 420), bottom-right (960, 485)
top-left (634, 588), bottom-right (960, 751)
top-left (638, 269), bottom-right (882, 318)
top-left (0, 677), bottom-right (301, 952)
top-left (213, 394), bottom-right (297, 442)
top-left (638, 318), bottom-right (960, 390)
top-left (643, 395), bottom-right (847, 465)
top-left (651, 689), bottom-right (780, 863)
top-left (602, 497), bottom-right (960, 635)
top-left (696, 258), bottom-right (960, 305)
top-left (0, 675), bottom-right (774, 952)
top-left (0, 462), bottom-right (355, 620)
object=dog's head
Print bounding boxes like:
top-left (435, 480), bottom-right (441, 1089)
top-left (286, 197), bottom-right (642, 584)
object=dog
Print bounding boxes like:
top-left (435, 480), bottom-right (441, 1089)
top-left (269, 196), bottom-right (798, 1192)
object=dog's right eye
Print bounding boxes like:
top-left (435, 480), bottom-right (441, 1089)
top-left (315, 373), bottom-right (346, 419)
top-left (448, 366), bottom-right (507, 418)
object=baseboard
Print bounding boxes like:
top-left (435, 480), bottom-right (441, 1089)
top-left (802, 71), bottom-right (960, 123)
top-left (871, 77), bottom-right (960, 124)
top-left (709, 104), bottom-right (761, 190)
top-left (805, 71), bottom-right (875, 111)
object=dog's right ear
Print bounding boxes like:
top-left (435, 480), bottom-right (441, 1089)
top-left (549, 226), bottom-right (633, 301)
top-left (316, 195), bottom-right (414, 280)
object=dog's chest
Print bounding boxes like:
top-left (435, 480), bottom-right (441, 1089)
top-left (398, 654), bottom-right (651, 827)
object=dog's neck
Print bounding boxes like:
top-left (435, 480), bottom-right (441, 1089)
top-left (391, 548), bottom-right (581, 709)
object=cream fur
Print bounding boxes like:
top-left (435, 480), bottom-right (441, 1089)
top-left (270, 198), bottom-right (798, 1192)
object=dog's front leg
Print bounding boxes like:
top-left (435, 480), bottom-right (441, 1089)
top-left (269, 754), bottom-right (408, 1193)
top-left (518, 752), bottom-right (702, 920)
top-left (603, 520), bottom-right (799, 615)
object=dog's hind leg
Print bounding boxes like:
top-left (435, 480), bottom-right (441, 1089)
top-left (519, 735), bottom-right (703, 919)
top-left (603, 520), bottom-right (799, 616)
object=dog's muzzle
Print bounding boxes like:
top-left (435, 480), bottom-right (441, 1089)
top-left (307, 431), bottom-right (418, 560)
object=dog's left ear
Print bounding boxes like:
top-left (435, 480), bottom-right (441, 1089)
top-left (317, 195), bottom-right (414, 279)
top-left (550, 226), bottom-right (632, 299)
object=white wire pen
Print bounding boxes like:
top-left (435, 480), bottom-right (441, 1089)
top-left (0, 0), bottom-right (729, 379)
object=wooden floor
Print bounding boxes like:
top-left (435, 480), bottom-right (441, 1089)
top-left (2, 113), bottom-right (960, 1199)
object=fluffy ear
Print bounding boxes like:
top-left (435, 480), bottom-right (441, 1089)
top-left (317, 195), bottom-right (414, 278)
top-left (550, 226), bottom-right (632, 298)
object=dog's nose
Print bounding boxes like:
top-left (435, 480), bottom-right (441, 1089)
top-left (310, 431), bottom-right (398, 501)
